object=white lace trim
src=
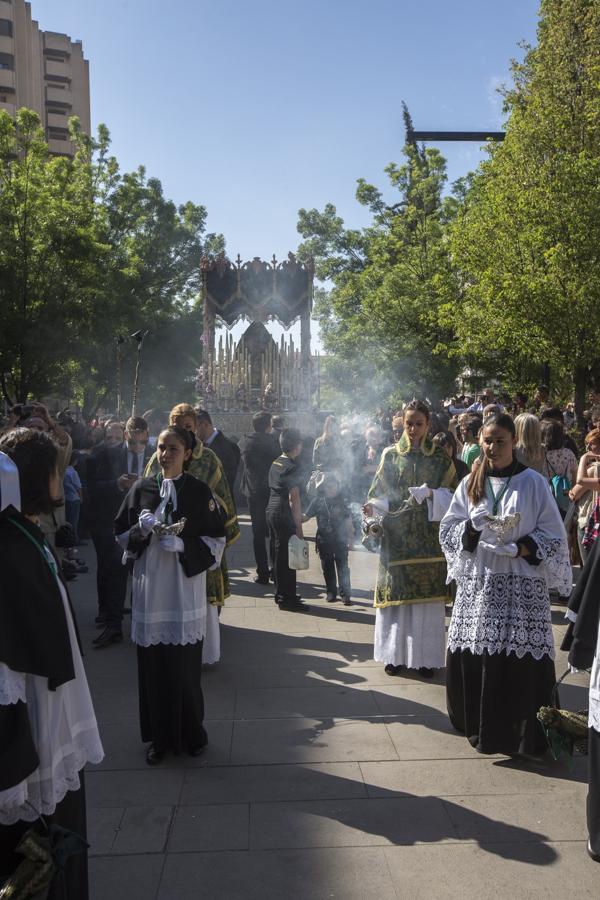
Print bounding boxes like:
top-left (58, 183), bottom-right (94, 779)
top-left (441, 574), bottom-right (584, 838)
top-left (447, 572), bottom-right (555, 661)
top-left (0, 729), bottom-right (104, 825)
top-left (530, 528), bottom-right (572, 595)
top-left (132, 622), bottom-right (205, 647)
top-left (0, 662), bottom-right (26, 705)
top-left (439, 518), bottom-right (468, 583)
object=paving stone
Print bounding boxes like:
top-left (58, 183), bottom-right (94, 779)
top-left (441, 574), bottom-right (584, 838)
top-left (360, 756), bottom-right (588, 798)
top-left (443, 792), bottom-right (588, 842)
top-left (383, 841), bottom-right (600, 899)
top-left (180, 762), bottom-right (367, 805)
top-left (90, 853), bottom-right (165, 900)
top-left (87, 769), bottom-right (185, 807)
top-left (87, 806), bottom-right (123, 856)
top-left (111, 804), bottom-right (174, 854)
top-left (230, 717), bottom-right (399, 765)
top-left (385, 715), bottom-right (501, 760)
top-left (157, 847), bottom-right (398, 900)
top-left (235, 685), bottom-right (381, 720)
top-left (167, 803), bottom-right (249, 851)
top-left (249, 795), bottom-right (457, 849)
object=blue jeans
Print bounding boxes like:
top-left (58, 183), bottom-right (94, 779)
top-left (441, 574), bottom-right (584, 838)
top-left (64, 499), bottom-right (81, 542)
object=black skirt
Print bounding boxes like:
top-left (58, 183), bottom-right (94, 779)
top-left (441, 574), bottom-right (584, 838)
top-left (589, 727), bottom-right (600, 856)
top-left (137, 641), bottom-right (206, 753)
top-left (0, 775), bottom-right (88, 900)
top-left (446, 647), bottom-right (556, 756)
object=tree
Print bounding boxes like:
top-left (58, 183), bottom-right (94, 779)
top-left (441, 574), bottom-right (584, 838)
top-left (297, 105), bottom-right (461, 409)
top-left (0, 110), bottom-right (224, 414)
top-left (451, 0), bottom-right (600, 425)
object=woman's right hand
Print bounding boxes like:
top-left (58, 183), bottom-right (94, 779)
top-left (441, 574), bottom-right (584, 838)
top-left (470, 506), bottom-right (490, 532)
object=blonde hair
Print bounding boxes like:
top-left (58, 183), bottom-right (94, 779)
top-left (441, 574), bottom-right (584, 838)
top-left (169, 403), bottom-right (196, 427)
top-left (514, 413), bottom-right (544, 464)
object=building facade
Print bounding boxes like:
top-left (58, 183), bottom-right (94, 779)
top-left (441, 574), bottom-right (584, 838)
top-left (0, 0), bottom-right (90, 154)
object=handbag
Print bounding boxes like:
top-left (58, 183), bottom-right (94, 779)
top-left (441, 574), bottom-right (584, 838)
top-left (288, 534), bottom-right (309, 570)
top-left (537, 668), bottom-right (588, 761)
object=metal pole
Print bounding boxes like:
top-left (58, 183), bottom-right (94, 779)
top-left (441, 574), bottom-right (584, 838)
top-left (116, 336), bottom-right (125, 420)
top-left (130, 330), bottom-right (147, 418)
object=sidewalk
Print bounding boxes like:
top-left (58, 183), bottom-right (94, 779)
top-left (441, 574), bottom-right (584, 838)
top-left (71, 517), bottom-right (597, 899)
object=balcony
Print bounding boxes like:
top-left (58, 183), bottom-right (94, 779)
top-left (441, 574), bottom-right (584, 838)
top-left (0, 34), bottom-right (12, 55)
top-left (43, 32), bottom-right (71, 56)
top-left (47, 111), bottom-right (68, 129)
top-left (45, 59), bottom-right (70, 80)
top-left (46, 85), bottom-right (72, 106)
top-left (48, 137), bottom-right (74, 156)
top-left (0, 67), bottom-right (14, 90)
top-left (0, 98), bottom-right (15, 116)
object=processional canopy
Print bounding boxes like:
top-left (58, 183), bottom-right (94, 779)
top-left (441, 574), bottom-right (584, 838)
top-left (201, 252), bottom-right (314, 327)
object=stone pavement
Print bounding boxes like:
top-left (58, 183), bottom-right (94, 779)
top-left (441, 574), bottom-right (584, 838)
top-left (70, 516), bottom-right (598, 899)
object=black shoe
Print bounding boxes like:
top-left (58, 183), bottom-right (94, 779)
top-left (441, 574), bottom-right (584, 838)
top-left (188, 742), bottom-right (208, 757)
top-left (343, 597), bottom-right (352, 606)
top-left (254, 575), bottom-right (270, 585)
top-left (279, 596), bottom-right (305, 610)
top-left (587, 840), bottom-right (600, 863)
top-left (146, 744), bottom-right (165, 766)
top-left (418, 667), bottom-right (434, 679)
top-left (326, 592), bottom-right (337, 603)
top-left (93, 627), bottom-right (123, 648)
top-left (269, 569), bottom-right (275, 582)
top-left (385, 664), bottom-right (404, 676)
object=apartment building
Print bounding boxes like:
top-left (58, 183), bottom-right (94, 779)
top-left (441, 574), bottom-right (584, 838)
top-left (0, 0), bottom-right (90, 155)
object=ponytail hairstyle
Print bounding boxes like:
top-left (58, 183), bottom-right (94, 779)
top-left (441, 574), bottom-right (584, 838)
top-left (466, 412), bottom-right (516, 505)
top-left (158, 425), bottom-right (194, 469)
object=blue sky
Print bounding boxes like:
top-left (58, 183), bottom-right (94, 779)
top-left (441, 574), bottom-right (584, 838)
top-left (33, 1), bottom-right (540, 346)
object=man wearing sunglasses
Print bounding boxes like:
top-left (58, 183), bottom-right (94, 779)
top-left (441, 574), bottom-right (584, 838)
top-left (88, 416), bottom-right (153, 648)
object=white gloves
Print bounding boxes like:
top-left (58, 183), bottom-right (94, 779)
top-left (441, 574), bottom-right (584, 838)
top-left (408, 484), bottom-right (431, 505)
top-left (138, 509), bottom-right (158, 537)
top-left (470, 506), bottom-right (491, 532)
top-left (159, 535), bottom-right (185, 553)
top-left (479, 540), bottom-right (519, 558)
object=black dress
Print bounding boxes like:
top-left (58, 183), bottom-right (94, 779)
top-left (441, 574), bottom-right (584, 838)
top-left (115, 475), bottom-right (225, 755)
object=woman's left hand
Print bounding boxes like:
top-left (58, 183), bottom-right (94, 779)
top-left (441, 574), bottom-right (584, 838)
top-left (479, 540), bottom-right (519, 558)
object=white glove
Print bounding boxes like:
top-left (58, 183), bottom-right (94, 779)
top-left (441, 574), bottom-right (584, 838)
top-left (138, 509), bottom-right (158, 536)
top-left (408, 484), bottom-right (431, 505)
top-left (479, 540), bottom-right (519, 558)
top-left (159, 535), bottom-right (185, 553)
top-left (470, 506), bottom-right (491, 532)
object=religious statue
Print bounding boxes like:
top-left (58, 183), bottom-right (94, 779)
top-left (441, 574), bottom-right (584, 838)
top-left (263, 382), bottom-right (275, 410)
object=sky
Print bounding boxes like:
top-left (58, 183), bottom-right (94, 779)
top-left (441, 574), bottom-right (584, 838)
top-left (32, 0), bottom-right (541, 344)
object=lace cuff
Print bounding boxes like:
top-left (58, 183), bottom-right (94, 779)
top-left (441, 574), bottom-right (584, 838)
top-left (530, 528), bottom-right (572, 595)
top-left (0, 663), bottom-right (26, 706)
top-left (440, 519), bottom-right (469, 582)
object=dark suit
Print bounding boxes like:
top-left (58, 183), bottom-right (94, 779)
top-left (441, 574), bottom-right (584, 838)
top-left (206, 431), bottom-right (241, 497)
top-left (87, 442), bottom-right (153, 628)
top-left (241, 431), bottom-right (279, 579)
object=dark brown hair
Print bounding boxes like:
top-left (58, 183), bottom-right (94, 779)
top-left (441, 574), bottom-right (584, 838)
top-left (403, 399), bottom-right (431, 420)
top-left (158, 425), bottom-right (193, 453)
top-left (541, 419), bottom-right (564, 451)
top-left (0, 428), bottom-right (61, 516)
top-left (466, 413), bottom-right (516, 505)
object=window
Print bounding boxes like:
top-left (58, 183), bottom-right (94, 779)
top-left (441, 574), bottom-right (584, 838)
top-left (0, 52), bottom-right (14, 70)
top-left (45, 74), bottom-right (70, 84)
top-left (46, 56), bottom-right (64, 63)
top-left (0, 19), bottom-right (13, 37)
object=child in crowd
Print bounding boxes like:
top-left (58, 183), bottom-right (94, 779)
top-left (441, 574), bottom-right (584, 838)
top-left (304, 473), bottom-right (354, 604)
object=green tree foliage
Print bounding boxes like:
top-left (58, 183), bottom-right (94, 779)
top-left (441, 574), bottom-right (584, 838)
top-left (451, 0), bottom-right (600, 424)
top-left (0, 110), bottom-right (223, 415)
top-left (297, 106), bottom-right (461, 409)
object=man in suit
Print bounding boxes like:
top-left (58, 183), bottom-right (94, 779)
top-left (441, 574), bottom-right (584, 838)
top-left (88, 415), bottom-right (153, 648)
top-left (195, 408), bottom-right (241, 495)
top-left (241, 412), bottom-right (280, 584)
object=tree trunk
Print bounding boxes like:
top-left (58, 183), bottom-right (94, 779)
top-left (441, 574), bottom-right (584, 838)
top-left (574, 364), bottom-right (589, 435)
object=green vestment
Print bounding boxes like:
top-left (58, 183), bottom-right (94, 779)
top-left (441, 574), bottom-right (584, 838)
top-left (368, 433), bottom-right (457, 608)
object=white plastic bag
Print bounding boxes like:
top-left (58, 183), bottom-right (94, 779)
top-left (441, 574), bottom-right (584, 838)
top-left (288, 534), bottom-right (309, 570)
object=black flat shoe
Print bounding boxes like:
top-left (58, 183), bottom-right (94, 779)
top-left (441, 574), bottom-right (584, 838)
top-left (146, 744), bottom-right (165, 766)
top-left (92, 627), bottom-right (123, 649)
top-left (188, 743), bottom-right (208, 757)
top-left (254, 575), bottom-right (270, 585)
top-left (418, 667), bottom-right (434, 679)
top-left (326, 593), bottom-right (337, 602)
top-left (385, 664), bottom-right (404, 676)
top-left (587, 840), bottom-right (600, 863)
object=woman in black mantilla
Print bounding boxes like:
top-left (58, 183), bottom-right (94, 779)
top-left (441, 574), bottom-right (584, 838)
top-left (115, 426), bottom-right (226, 765)
top-left (0, 429), bottom-right (104, 899)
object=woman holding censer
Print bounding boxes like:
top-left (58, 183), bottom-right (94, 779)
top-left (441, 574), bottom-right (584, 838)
top-left (116, 426), bottom-right (226, 765)
top-left (440, 413), bottom-right (571, 757)
top-left (364, 400), bottom-right (457, 679)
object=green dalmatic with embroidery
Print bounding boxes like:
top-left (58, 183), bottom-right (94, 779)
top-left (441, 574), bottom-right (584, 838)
top-left (368, 433), bottom-right (457, 608)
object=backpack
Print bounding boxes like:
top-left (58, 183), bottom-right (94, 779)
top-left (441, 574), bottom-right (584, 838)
top-left (546, 455), bottom-right (571, 515)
